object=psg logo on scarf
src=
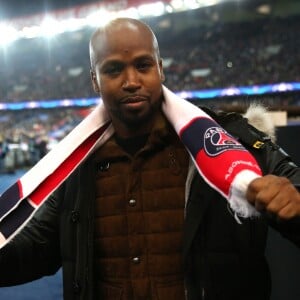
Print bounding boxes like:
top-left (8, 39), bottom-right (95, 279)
top-left (204, 126), bottom-right (245, 156)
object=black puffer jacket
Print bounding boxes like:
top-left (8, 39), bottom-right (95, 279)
top-left (0, 109), bottom-right (299, 300)
top-left (184, 109), bottom-right (300, 300)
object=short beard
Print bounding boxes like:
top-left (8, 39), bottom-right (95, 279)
top-left (114, 99), bottom-right (161, 129)
top-left (124, 112), bottom-right (154, 130)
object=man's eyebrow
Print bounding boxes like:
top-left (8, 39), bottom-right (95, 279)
top-left (98, 54), bottom-right (156, 70)
top-left (99, 59), bottom-right (124, 69)
top-left (134, 54), bottom-right (156, 61)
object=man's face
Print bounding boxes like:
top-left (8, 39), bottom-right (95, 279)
top-left (91, 24), bottom-right (165, 136)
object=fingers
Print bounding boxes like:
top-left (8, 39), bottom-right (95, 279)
top-left (246, 175), bottom-right (283, 208)
top-left (277, 202), bottom-right (300, 220)
top-left (246, 175), bottom-right (300, 220)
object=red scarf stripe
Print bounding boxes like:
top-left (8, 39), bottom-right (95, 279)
top-left (28, 123), bottom-right (110, 206)
top-left (17, 179), bottom-right (24, 199)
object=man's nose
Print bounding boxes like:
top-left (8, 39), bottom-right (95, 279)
top-left (122, 68), bottom-right (141, 90)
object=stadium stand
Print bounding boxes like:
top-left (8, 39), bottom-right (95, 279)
top-left (0, 10), bottom-right (300, 101)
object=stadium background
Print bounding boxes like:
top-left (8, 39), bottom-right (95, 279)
top-left (0, 0), bottom-right (299, 299)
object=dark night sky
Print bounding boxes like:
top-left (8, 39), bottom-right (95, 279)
top-left (0, 0), bottom-right (100, 19)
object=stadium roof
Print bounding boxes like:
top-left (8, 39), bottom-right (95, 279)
top-left (0, 0), bottom-right (299, 42)
top-left (0, 0), bottom-right (98, 19)
top-left (0, 0), bottom-right (298, 20)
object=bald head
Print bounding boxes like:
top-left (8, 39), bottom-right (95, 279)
top-left (89, 18), bottom-right (160, 70)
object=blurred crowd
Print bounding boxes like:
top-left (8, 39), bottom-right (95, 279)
top-left (160, 16), bottom-right (300, 92)
top-left (0, 108), bottom-right (90, 173)
top-left (0, 12), bottom-right (299, 102)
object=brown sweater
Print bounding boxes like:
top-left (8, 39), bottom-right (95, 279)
top-left (92, 114), bottom-right (189, 299)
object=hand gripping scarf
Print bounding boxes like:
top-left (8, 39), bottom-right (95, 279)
top-left (0, 86), bottom-right (262, 249)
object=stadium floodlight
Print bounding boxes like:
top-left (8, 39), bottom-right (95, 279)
top-left (85, 10), bottom-right (114, 28)
top-left (137, 2), bottom-right (166, 17)
top-left (170, 0), bottom-right (185, 10)
top-left (117, 7), bottom-right (140, 19)
top-left (171, 0), bottom-right (221, 10)
top-left (196, 0), bottom-right (221, 7)
top-left (0, 0), bottom-right (225, 43)
top-left (0, 23), bottom-right (19, 46)
top-left (40, 17), bottom-right (64, 37)
top-left (60, 18), bottom-right (87, 32)
top-left (183, 0), bottom-right (201, 9)
top-left (165, 5), bottom-right (175, 13)
top-left (20, 25), bottom-right (41, 39)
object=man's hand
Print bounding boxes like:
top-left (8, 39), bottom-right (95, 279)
top-left (246, 175), bottom-right (300, 220)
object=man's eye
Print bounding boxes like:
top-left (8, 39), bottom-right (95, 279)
top-left (137, 62), bottom-right (152, 70)
top-left (103, 65), bottom-right (122, 75)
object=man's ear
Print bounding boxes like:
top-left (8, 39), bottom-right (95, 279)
top-left (160, 69), bottom-right (165, 82)
top-left (90, 70), bottom-right (100, 93)
top-left (159, 59), bottom-right (165, 82)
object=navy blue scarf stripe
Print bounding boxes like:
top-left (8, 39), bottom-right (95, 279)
top-left (0, 182), bottom-right (22, 219)
top-left (0, 200), bottom-right (34, 238)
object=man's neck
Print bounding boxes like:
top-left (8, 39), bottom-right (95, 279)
top-left (115, 133), bottom-right (149, 156)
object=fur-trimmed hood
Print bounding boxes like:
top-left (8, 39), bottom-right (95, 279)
top-left (243, 104), bottom-right (276, 142)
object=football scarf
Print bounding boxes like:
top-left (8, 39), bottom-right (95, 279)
top-left (0, 85), bottom-right (261, 249)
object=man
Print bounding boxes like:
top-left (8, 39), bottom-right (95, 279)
top-left (0, 18), bottom-right (299, 300)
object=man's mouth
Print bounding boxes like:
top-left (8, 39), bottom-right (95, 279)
top-left (121, 95), bottom-right (148, 104)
